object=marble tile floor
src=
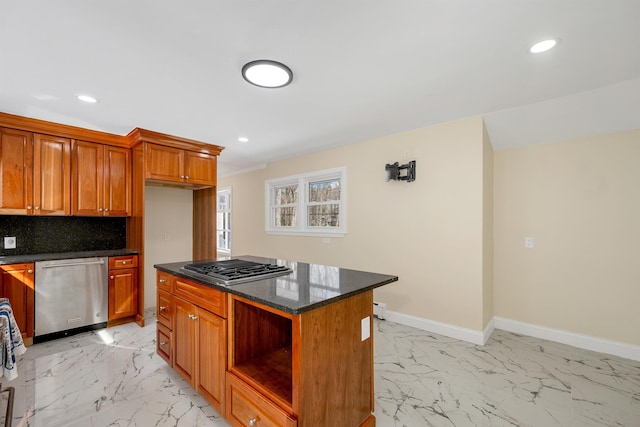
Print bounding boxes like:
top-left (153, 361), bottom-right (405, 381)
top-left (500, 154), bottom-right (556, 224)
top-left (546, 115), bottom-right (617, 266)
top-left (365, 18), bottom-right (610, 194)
top-left (3, 316), bottom-right (639, 426)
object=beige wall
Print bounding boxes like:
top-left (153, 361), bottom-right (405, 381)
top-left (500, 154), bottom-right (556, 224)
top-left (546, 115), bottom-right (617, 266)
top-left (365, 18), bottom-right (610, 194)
top-left (144, 186), bottom-right (193, 309)
top-left (220, 116), bottom-right (490, 331)
top-left (494, 130), bottom-right (640, 345)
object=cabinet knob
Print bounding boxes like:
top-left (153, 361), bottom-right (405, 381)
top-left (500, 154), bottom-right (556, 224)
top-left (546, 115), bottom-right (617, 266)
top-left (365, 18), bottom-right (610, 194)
top-left (105, 208), bottom-right (109, 212)
top-left (99, 208), bottom-right (103, 212)
top-left (27, 269), bottom-right (33, 274)
top-left (180, 175), bottom-right (185, 179)
top-left (27, 205), bottom-right (33, 209)
top-left (159, 279), bottom-right (166, 283)
top-left (188, 314), bottom-right (198, 320)
top-left (249, 418), bottom-right (257, 426)
top-left (184, 176), bottom-right (189, 179)
top-left (159, 306), bottom-right (167, 312)
top-left (35, 206), bottom-right (40, 210)
top-left (122, 261), bottom-right (127, 264)
top-left (110, 275), bottom-right (115, 279)
top-left (160, 341), bottom-right (167, 346)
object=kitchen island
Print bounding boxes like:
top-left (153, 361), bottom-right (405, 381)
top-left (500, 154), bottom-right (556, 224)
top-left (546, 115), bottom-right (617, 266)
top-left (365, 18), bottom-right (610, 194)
top-left (155, 255), bottom-right (398, 427)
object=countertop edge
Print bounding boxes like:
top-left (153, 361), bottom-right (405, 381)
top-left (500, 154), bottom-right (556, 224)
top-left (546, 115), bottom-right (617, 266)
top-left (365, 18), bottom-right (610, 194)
top-left (154, 261), bottom-right (399, 315)
top-left (0, 249), bottom-right (139, 265)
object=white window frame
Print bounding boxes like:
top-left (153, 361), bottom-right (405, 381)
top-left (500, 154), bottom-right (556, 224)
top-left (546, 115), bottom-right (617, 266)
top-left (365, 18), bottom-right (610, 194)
top-left (216, 187), bottom-right (232, 254)
top-left (265, 167), bottom-right (347, 237)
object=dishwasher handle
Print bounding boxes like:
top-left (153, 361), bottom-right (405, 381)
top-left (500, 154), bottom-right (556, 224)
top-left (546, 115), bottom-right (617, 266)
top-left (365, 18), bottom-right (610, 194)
top-left (40, 260), bottom-right (105, 268)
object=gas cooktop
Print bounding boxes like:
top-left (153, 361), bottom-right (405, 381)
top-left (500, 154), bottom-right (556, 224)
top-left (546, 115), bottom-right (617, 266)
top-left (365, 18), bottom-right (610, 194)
top-left (181, 259), bottom-right (292, 285)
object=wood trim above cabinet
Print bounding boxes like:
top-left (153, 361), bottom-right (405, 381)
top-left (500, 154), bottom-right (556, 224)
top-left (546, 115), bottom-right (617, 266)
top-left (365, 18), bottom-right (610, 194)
top-left (127, 128), bottom-right (224, 155)
top-left (0, 112), bottom-right (127, 147)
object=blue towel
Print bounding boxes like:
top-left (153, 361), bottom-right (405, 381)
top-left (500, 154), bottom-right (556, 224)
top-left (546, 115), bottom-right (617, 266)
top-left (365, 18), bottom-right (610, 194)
top-left (0, 299), bottom-right (26, 380)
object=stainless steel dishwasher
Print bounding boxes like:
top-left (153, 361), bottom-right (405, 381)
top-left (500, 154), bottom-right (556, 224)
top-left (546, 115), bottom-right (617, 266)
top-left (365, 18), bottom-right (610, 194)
top-left (34, 257), bottom-right (108, 342)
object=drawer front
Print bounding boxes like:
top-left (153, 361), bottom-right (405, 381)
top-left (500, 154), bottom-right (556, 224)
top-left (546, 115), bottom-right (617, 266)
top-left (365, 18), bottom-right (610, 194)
top-left (157, 323), bottom-right (172, 365)
top-left (157, 289), bottom-right (173, 328)
top-left (157, 271), bottom-right (174, 293)
top-left (109, 255), bottom-right (138, 270)
top-left (174, 276), bottom-right (226, 318)
top-left (226, 373), bottom-right (296, 427)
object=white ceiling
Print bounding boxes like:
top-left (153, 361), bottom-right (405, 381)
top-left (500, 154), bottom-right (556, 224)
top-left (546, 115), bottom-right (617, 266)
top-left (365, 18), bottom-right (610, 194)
top-left (1, 1), bottom-right (639, 176)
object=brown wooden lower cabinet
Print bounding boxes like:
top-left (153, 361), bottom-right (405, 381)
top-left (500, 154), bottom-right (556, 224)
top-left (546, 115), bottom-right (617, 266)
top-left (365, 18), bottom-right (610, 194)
top-left (108, 255), bottom-right (139, 322)
top-left (156, 270), bottom-right (376, 427)
top-left (0, 263), bottom-right (35, 345)
top-left (160, 272), bottom-right (227, 416)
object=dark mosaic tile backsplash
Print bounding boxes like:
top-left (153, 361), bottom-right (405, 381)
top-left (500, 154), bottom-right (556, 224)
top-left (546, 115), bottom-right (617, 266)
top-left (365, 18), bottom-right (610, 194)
top-left (0, 216), bottom-right (126, 256)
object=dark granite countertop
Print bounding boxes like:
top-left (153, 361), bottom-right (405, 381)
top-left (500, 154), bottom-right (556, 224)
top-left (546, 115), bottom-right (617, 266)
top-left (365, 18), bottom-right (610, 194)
top-left (155, 255), bottom-right (398, 315)
top-left (0, 249), bottom-right (138, 265)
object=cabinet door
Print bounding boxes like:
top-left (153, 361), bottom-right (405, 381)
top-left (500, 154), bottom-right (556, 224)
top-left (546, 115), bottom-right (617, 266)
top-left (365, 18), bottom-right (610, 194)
top-left (33, 134), bottom-right (71, 215)
top-left (104, 145), bottom-right (131, 216)
top-left (174, 297), bottom-right (197, 384)
top-left (185, 151), bottom-right (216, 185)
top-left (197, 307), bottom-right (227, 414)
top-left (0, 263), bottom-right (35, 340)
top-left (0, 128), bottom-right (33, 214)
top-left (145, 143), bottom-right (183, 183)
top-left (108, 268), bottom-right (138, 320)
top-left (72, 140), bottom-right (104, 216)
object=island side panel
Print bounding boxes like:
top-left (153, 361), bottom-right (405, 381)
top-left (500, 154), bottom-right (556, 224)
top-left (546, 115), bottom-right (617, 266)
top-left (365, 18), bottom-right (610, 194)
top-left (297, 290), bottom-right (374, 427)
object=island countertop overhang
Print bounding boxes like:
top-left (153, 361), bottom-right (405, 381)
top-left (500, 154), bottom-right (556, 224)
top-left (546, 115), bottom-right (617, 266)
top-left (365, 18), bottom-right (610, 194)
top-left (154, 255), bottom-right (398, 315)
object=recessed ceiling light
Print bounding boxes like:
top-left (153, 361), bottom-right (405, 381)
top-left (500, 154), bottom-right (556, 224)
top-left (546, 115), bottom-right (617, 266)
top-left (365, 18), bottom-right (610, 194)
top-left (77, 94), bottom-right (98, 103)
top-left (238, 137), bottom-right (249, 142)
top-left (529, 39), bottom-right (558, 54)
top-left (242, 60), bottom-right (293, 88)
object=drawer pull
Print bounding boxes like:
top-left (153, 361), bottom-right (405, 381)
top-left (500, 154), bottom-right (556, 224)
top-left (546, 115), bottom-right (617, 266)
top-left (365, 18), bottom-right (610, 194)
top-left (159, 306), bottom-right (167, 311)
top-left (121, 261), bottom-right (127, 264)
top-left (188, 314), bottom-right (198, 320)
top-left (249, 418), bottom-right (257, 426)
top-left (110, 275), bottom-right (115, 279)
top-left (160, 341), bottom-right (167, 346)
top-left (159, 279), bottom-right (166, 283)
top-left (27, 269), bottom-right (33, 274)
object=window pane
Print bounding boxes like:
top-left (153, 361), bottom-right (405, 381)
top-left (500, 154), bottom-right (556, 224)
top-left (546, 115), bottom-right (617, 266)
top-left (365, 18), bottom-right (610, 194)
top-left (273, 185), bottom-right (298, 205)
top-left (218, 193), bottom-right (229, 211)
top-left (309, 179), bottom-right (340, 202)
top-left (217, 212), bottom-right (224, 229)
top-left (307, 204), bottom-right (340, 227)
top-left (275, 207), bottom-right (297, 227)
top-left (217, 230), bottom-right (230, 251)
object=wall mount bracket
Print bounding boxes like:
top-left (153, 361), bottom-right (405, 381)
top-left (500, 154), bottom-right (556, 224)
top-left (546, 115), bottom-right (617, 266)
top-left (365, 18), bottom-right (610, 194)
top-left (385, 160), bottom-right (416, 182)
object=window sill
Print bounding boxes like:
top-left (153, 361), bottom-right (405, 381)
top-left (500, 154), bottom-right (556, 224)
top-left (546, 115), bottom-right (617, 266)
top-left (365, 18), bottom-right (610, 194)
top-left (265, 230), bottom-right (346, 238)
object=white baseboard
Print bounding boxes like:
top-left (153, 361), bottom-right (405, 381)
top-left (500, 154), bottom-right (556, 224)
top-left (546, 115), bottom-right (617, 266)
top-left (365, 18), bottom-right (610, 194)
top-left (383, 311), bottom-right (640, 361)
top-left (385, 310), bottom-right (492, 345)
top-left (494, 317), bottom-right (640, 362)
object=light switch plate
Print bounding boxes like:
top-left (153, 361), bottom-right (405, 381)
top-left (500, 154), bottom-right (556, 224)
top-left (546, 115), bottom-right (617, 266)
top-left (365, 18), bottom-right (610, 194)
top-left (4, 236), bottom-right (16, 249)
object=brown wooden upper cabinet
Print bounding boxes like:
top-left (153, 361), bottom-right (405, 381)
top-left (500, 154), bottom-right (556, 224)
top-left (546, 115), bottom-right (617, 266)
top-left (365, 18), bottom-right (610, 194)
top-left (72, 140), bottom-right (131, 216)
top-left (145, 143), bottom-right (216, 187)
top-left (0, 127), bottom-right (71, 215)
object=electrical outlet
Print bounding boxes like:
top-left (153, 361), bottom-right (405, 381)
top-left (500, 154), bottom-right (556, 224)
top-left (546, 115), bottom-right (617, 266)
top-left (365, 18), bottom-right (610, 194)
top-left (524, 236), bottom-right (534, 249)
top-left (4, 236), bottom-right (17, 249)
